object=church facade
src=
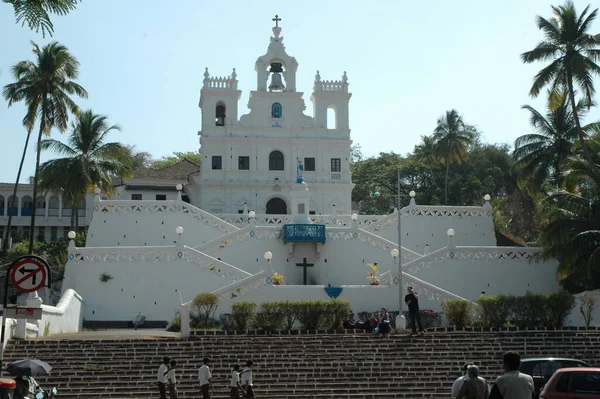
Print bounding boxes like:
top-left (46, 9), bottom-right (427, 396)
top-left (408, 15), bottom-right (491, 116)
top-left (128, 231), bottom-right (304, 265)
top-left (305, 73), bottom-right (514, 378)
top-left (191, 21), bottom-right (354, 216)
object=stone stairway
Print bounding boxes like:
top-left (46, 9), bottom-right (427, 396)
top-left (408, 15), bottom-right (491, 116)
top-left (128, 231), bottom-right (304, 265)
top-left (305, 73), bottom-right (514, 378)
top-left (3, 329), bottom-right (600, 398)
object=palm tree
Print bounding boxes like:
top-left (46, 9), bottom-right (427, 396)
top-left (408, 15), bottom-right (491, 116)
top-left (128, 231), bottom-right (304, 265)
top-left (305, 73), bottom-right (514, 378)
top-left (3, 0), bottom-right (80, 37)
top-left (521, 1), bottom-right (600, 166)
top-left (513, 92), bottom-right (598, 191)
top-left (432, 110), bottom-right (477, 204)
top-left (541, 155), bottom-right (600, 289)
top-left (38, 110), bottom-right (134, 229)
top-left (2, 41), bottom-right (87, 253)
top-left (413, 135), bottom-right (440, 167)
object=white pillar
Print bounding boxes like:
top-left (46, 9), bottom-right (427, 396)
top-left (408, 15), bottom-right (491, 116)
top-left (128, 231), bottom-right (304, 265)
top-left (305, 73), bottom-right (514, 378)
top-left (17, 195), bottom-right (21, 220)
top-left (44, 193), bottom-right (49, 220)
top-left (180, 305), bottom-right (190, 338)
top-left (58, 193), bottom-right (63, 221)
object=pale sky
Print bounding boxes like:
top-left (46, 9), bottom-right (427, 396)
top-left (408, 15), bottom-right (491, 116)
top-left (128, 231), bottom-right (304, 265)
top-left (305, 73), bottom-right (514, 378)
top-left (1, 0), bottom-right (599, 183)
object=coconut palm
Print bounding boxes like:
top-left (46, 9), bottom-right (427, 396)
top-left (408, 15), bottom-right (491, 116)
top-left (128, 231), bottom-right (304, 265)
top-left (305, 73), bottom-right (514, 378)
top-left (38, 110), bottom-right (134, 229)
top-left (521, 1), bottom-right (600, 165)
top-left (513, 92), bottom-right (598, 191)
top-left (3, 0), bottom-right (80, 37)
top-left (413, 135), bottom-right (440, 167)
top-left (2, 41), bottom-right (87, 253)
top-left (432, 110), bottom-right (477, 205)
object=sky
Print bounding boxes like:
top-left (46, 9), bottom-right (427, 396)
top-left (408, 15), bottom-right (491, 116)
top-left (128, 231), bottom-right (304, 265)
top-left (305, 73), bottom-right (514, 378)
top-left (1, 0), bottom-right (599, 183)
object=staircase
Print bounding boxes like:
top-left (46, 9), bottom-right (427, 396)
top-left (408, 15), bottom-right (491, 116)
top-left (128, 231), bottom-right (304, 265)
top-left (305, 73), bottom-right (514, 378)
top-left (4, 329), bottom-right (600, 398)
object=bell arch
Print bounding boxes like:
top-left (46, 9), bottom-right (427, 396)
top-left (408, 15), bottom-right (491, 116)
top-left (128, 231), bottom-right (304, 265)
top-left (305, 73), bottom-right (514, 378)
top-left (266, 197), bottom-right (288, 215)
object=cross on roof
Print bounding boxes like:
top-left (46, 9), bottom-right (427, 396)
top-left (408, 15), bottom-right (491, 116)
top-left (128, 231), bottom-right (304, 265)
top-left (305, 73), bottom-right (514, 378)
top-left (272, 14), bottom-right (281, 27)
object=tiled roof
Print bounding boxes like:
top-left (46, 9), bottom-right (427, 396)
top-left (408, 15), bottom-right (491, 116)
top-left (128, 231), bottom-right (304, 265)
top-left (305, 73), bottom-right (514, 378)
top-left (128, 159), bottom-right (200, 180)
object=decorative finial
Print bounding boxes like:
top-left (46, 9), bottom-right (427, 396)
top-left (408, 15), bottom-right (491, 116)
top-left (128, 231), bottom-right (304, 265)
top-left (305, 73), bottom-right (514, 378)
top-left (342, 71), bottom-right (348, 83)
top-left (272, 14), bottom-right (281, 27)
top-left (231, 68), bottom-right (237, 80)
top-left (204, 67), bottom-right (209, 79)
top-left (315, 70), bottom-right (321, 82)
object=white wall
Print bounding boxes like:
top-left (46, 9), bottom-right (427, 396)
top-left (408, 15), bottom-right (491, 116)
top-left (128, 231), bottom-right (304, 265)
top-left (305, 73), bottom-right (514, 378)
top-left (38, 289), bottom-right (84, 336)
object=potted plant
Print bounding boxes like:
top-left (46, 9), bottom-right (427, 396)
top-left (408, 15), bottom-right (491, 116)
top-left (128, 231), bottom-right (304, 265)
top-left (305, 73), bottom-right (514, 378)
top-left (366, 263), bottom-right (380, 285)
top-left (272, 272), bottom-right (284, 285)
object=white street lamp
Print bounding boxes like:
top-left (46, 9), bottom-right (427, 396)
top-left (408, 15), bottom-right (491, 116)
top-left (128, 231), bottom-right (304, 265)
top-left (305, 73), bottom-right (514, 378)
top-left (176, 226), bottom-right (184, 235)
top-left (264, 251), bottom-right (273, 271)
top-left (176, 184), bottom-right (183, 191)
top-left (409, 190), bottom-right (416, 198)
top-left (68, 231), bottom-right (76, 240)
top-left (248, 211), bottom-right (256, 219)
top-left (351, 213), bottom-right (358, 221)
top-left (484, 194), bottom-right (491, 202)
top-left (447, 228), bottom-right (455, 237)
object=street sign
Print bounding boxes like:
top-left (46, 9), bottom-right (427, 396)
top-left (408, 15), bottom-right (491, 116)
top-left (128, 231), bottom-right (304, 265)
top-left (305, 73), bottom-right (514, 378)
top-left (9, 257), bottom-right (49, 293)
top-left (4, 307), bottom-right (42, 320)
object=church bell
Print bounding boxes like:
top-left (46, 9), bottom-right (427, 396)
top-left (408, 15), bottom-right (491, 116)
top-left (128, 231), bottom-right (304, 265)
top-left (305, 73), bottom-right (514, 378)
top-left (268, 62), bottom-right (285, 92)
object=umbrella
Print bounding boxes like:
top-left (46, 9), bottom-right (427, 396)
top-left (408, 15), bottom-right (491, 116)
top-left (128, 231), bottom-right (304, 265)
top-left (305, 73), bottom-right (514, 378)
top-left (6, 359), bottom-right (52, 376)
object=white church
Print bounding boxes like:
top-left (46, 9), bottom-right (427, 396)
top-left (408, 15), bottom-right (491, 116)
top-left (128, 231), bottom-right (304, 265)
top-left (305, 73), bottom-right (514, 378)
top-left (57, 19), bottom-right (561, 328)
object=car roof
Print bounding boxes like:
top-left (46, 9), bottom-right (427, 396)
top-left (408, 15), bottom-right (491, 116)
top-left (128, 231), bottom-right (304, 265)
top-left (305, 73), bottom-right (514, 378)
top-left (522, 358), bottom-right (589, 363)
top-left (554, 367), bottom-right (600, 372)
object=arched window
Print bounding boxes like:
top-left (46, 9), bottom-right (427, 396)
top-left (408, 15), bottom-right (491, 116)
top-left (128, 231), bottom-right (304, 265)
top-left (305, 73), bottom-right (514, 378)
top-left (327, 107), bottom-right (337, 129)
top-left (271, 103), bottom-right (282, 119)
top-left (215, 103), bottom-right (226, 126)
top-left (269, 150), bottom-right (284, 171)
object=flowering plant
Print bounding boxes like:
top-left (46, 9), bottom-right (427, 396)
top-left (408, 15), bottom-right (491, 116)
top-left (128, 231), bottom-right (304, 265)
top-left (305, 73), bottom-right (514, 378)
top-left (272, 272), bottom-right (284, 284)
top-left (366, 263), bottom-right (380, 285)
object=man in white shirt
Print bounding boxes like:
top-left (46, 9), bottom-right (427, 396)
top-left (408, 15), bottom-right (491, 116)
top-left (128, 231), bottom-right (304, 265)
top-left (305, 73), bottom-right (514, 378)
top-left (157, 356), bottom-right (170, 399)
top-left (451, 363), bottom-right (471, 398)
top-left (230, 364), bottom-right (242, 399)
top-left (241, 359), bottom-right (255, 398)
top-left (199, 357), bottom-right (213, 399)
top-left (166, 359), bottom-right (178, 399)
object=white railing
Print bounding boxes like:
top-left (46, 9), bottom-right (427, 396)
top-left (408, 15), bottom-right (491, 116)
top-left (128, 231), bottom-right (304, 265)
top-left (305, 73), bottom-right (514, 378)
top-left (331, 172), bottom-right (341, 180)
top-left (193, 226), bottom-right (281, 253)
top-left (215, 213), bottom-right (387, 228)
top-left (94, 200), bottom-right (239, 233)
top-left (314, 80), bottom-right (348, 93)
top-left (212, 269), bottom-right (269, 297)
top-left (203, 77), bottom-right (237, 90)
top-left (404, 205), bottom-right (491, 218)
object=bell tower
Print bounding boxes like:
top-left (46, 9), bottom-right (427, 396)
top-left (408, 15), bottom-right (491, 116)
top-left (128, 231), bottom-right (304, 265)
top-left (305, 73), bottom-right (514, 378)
top-left (255, 15), bottom-right (298, 92)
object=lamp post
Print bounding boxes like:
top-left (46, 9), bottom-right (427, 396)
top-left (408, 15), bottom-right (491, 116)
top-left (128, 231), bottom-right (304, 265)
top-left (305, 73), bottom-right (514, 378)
top-left (68, 230), bottom-right (76, 250)
top-left (396, 167), bottom-right (415, 330)
top-left (264, 251), bottom-right (273, 271)
top-left (390, 248), bottom-right (405, 330)
top-left (351, 213), bottom-right (358, 227)
top-left (176, 226), bottom-right (184, 245)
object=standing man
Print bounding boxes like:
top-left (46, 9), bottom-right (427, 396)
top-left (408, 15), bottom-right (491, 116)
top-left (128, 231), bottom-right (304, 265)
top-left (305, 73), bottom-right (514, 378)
top-left (241, 359), bottom-right (255, 398)
top-left (166, 359), bottom-right (178, 399)
top-left (451, 363), bottom-right (471, 398)
top-left (405, 286), bottom-right (424, 336)
top-left (157, 356), bottom-right (170, 399)
top-left (489, 351), bottom-right (534, 399)
top-left (199, 357), bottom-right (213, 399)
top-left (230, 364), bottom-right (243, 399)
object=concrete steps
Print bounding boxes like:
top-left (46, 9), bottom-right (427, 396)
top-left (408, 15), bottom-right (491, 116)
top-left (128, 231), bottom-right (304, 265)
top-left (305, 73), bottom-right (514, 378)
top-left (3, 330), bottom-right (600, 398)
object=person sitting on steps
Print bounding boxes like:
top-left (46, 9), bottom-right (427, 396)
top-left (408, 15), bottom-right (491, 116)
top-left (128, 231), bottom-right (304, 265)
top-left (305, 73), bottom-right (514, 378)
top-left (377, 307), bottom-right (391, 336)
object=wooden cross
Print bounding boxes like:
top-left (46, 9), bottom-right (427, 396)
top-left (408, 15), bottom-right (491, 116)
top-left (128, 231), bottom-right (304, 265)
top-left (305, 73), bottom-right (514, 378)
top-left (272, 14), bottom-right (282, 27)
top-left (295, 257), bottom-right (314, 285)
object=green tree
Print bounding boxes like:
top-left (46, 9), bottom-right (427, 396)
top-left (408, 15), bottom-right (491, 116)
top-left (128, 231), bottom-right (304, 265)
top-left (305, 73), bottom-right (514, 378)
top-left (38, 110), bottom-right (133, 229)
top-left (2, 41), bottom-right (87, 254)
top-left (513, 93), bottom-right (588, 191)
top-left (150, 151), bottom-right (201, 169)
top-left (413, 135), bottom-right (440, 167)
top-left (3, 0), bottom-right (80, 37)
top-left (521, 1), bottom-right (600, 166)
top-left (432, 109), bottom-right (477, 204)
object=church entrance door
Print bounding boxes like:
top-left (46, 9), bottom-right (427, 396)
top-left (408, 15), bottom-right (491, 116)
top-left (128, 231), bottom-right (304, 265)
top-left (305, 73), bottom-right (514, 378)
top-left (266, 197), bottom-right (287, 214)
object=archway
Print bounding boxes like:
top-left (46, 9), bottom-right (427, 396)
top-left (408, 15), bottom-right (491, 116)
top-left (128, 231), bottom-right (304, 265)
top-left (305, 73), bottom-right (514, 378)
top-left (266, 197), bottom-right (287, 215)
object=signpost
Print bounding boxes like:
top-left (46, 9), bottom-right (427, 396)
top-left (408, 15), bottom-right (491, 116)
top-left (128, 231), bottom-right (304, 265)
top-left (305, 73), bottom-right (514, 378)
top-left (0, 255), bottom-right (51, 373)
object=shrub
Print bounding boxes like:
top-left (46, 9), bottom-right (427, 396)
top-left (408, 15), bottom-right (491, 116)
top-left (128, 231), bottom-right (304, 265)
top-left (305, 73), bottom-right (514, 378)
top-left (253, 302), bottom-right (284, 332)
top-left (403, 309), bottom-right (442, 329)
top-left (192, 293), bottom-right (220, 329)
top-left (279, 301), bottom-right (301, 330)
top-left (580, 294), bottom-right (597, 329)
top-left (167, 314), bottom-right (181, 332)
top-left (441, 300), bottom-right (473, 328)
top-left (296, 300), bottom-right (329, 330)
top-left (232, 301), bottom-right (256, 331)
top-left (322, 299), bottom-right (351, 329)
top-left (546, 291), bottom-right (575, 328)
top-left (477, 295), bottom-right (514, 328)
top-left (219, 313), bottom-right (235, 331)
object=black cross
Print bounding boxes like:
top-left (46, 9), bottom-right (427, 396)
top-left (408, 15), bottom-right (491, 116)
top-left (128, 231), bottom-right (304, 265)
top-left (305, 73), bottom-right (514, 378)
top-left (295, 257), bottom-right (314, 285)
top-left (272, 14), bottom-right (281, 27)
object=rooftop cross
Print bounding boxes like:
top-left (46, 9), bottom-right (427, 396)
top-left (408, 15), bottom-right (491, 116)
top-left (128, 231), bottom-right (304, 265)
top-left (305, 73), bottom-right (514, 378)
top-left (272, 14), bottom-right (281, 27)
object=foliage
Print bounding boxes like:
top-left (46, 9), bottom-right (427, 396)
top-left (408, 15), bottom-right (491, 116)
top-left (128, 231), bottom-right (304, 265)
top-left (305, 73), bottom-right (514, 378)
top-left (365, 263), bottom-right (380, 284)
top-left (521, 1), bottom-right (600, 165)
top-left (432, 109), bottom-right (478, 204)
top-left (99, 273), bottom-right (113, 283)
top-left (402, 309), bottom-right (442, 329)
top-left (475, 291), bottom-right (575, 328)
top-left (279, 301), bottom-right (301, 330)
top-left (38, 110), bottom-right (134, 225)
top-left (580, 294), bottom-right (598, 328)
top-left (296, 300), bottom-right (329, 330)
top-left (2, 41), bottom-right (87, 253)
top-left (252, 302), bottom-right (285, 332)
top-left (4, 0), bottom-right (80, 37)
top-left (150, 151), bottom-right (201, 169)
top-left (192, 293), bottom-right (220, 329)
top-left (272, 272), bottom-right (284, 284)
top-left (219, 313), bottom-right (235, 331)
top-left (44, 321), bottom-right (50, 336)
top-left (167, 314), bottom-right (181, 332)
top-left (231, 301), bottom-right (256, 331)
top-left (441, 299), bottom-right (473, 328)
top-left (322, 299), bottom-right (351, 330)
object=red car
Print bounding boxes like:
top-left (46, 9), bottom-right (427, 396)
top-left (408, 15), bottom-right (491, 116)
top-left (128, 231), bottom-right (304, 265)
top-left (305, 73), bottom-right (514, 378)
top-left (540, 367), bottom-right (600, 398)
